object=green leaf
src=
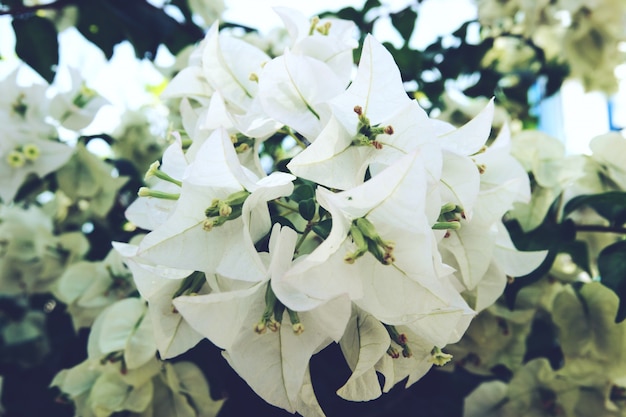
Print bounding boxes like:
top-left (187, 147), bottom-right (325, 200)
top-left (564, 192), bottom-right (626, 226)
top-left (290, 184), bottom-right (315, 202)
top-left (76, 0), bottom-right (125, 59)
top-left (598, 240), bottom-right (626, 322)
top-left (362, 0), bottom-right (382, 13)
top-left (298, 199), bottom-right (316, 221)
top-left (312, 219), bottom-right (332, 239)
top-left (503, 214), bottom-right (578, 308)
top-left (389, 7), bottom-right (418, 43)
top-left (273, 216), bottom-right (298, 233)
top-left (12, 15), bottom-right (58, 83)
top-left (559, 240), bottom-right (591, 275)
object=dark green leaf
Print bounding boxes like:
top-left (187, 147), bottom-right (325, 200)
top-left (312, 219), bottom-right (333, 239)
top-left (559, 240), bottom-right (591, 274)
top-left (290, 184), bottom-right (315, 202)
top-left (503, 210), bottom-right (578, 308)
top-left (597, 240), bottom-right (626, 322)
top-left (272, 216), bottom-right (298, 233)
top-left (564, 192), bottom-right (626, 226)
top-left (103, 0), bottom-right (181, 59)
top-left (76, 0), bottom-right (125, 59)
top-left (362, 0), bottom-right (382, 13)
top-left (12, 15), bottom-right (58, 83)
top-left (298, 199), bottom-right (316, 221)
top-left (389, 7), bottom-right (417, 43)
top-left (169, 0), bottom-right (194, 22)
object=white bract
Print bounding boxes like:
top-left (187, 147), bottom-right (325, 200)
top-left (113, 8), bottom-right (545, 416)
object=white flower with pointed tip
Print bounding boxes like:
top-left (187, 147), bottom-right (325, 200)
top-left (174, 224), bottom-right (351, 415)
top-left (258, 50), bottom-right (344, 140)
top-left (0, 126), bottom-right (72, 203)
top-left (202, 23), bottom-right (270, 113)
top-left (112, 240), bottom-right (205, 360)
top-left (50, 68), bottom-right (109, 130)
top-left (280, 149), bottom-right (473, 346)
top-left (125, 132), bottom-right (188, 231)
top-left (273, 7), bottom-right (357, 85)
top-left (136, 128), bottom-right (294, 282)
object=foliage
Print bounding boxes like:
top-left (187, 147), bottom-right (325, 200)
top-left (0, 1), bottom-right (625, 417)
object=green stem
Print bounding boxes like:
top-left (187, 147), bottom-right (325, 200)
top-left (294, 221), bottom-right (313, 254)
top-left (575, 225), bottom-right (626, 234)
top-left (272, 199), bottom-right (299, 214)
top-left (278, 127), bottom-right (308, 149)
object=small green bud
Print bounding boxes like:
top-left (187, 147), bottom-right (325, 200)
top-left (254, 321), bottom-right (267, 334)
top-left (7, 150), bottom-right (25, 168)
top-left (137, 187), bottom-right (180, 200)
top-left (144, 161), bottom-right (160, 180)
top-left (292, 322), bottom-right (305, 335)
top-left (430, 346), bottom-right (453, 366)
top-left (22, 144), bottom-right (40, 161)
top-left (432, 221), bottom-right (461, 230)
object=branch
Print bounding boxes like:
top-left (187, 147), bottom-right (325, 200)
top-left (576, 224), bottom-right (626, 234)
top-left (0, 0), bottom-right (75, 17)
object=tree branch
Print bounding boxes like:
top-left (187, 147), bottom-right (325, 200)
top-left (576, 224), bottom-right (626, 234)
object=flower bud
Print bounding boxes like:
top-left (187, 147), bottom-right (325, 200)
top-left (430, 346), bottom-right (453, 366)
top-left (137, 187), bottom-right (180, 200)
top-left (292, 323), bottom-right (304, 335)
top-left (387, 346), bottom-right (400, 359)
top-left (22, 144), bottom-right (40, 161)
top-left (144, 161), bottom-right (160, 180)
top-left (7, 150), bottom-right (25, 168)
top-left (254, 322), bottom-right (267, 334)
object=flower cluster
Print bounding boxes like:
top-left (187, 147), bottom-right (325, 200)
top-left (115, 9), bottom-right (545, 415)
top-left (0, 69), bottom-right (108, 204)
top-left (476, 0), bottom-right (626, 93)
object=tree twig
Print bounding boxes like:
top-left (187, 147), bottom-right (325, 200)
top-left (576, 224), bottom-right (626, 234)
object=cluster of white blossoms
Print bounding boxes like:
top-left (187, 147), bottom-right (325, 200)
top-left (116, 9), bottom-right (546, 415)
top-left (476, 0), bottom-right (626, 93)
top-left (0, 68), bottom-right (108, 204)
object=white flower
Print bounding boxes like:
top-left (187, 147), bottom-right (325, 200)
top-left (125, 133), bottom-right (188, 231)
top-left (136, 128), bottom-right (294, 281)
top-left (280, 149), bottom-right (473, 346)
top-left (0, 127), bottom-right (72, 203)
top-left (112, 240), bottom-right (204, 360)
top-left (174, 225), bottom-right (351, 415)
top-left (50, 68), bottom-right (109, 130)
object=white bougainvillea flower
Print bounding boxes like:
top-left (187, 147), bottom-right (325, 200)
top-left (589, 132), bottom-right (626, 188)
top-left (0, 69), bottom-right (57, 141)
top-left (329, 35), bottom-right (412, 132)
top-left (258, 50), bottom-right (345, 140)
top-left (280, 149), bottom-right (473, 346)
top-left (174, 225), bottom-right (351, 415)
top-left (49, 67), bottom-right (109, 130)
top-left (125, 132), bottom-right (189, 231)
top-left (136, 128), bottom-right (294, 281)
top-left (287, 35), bottom-right (492, 216)
top-left (162, 65), bottom-right (213, 105)
top-left (54, 246), bottom-right (136, 330)
top-left (202, 23), bottom-right (270, 113)
top-left (286, 35), bottom-right (416, 186)
top-left (273, 7), bottom-right (357, 86)
top-left (0, 126), bottom-right (73, 203)
top-left (471, 124), bottom-right (530, 224)
top-left (87, 298), bottom-right (157, 371)
top-left (509, 130), bottom-right (585, 231)
top-left (336, 308), bottom-right (391, 401)
top-left (113, 240), bottom-right (205, 360)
